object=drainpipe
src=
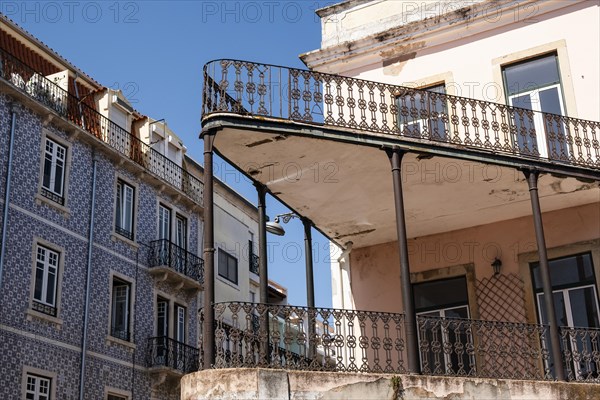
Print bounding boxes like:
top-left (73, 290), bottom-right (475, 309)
top-left (0, 103), bottom-right (17, 293)
top-left (79, 152), bottom-right (98, 400)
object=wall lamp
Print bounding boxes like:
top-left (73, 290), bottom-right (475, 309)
top-left (491, 258), bottom-right (502, 276)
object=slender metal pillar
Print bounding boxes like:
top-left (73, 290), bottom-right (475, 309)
top-left (255, 183), bottom-right (270, 365)
top-left (386, 147), bottom-right (419, 374)
top-left (202, 132), bottom-right (216, 369)
top-left (303, 217), bottom-right (316, 359)
top-left (524, 169), bottom-right (565, 381)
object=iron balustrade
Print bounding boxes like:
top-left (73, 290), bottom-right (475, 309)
top-left (560, 326), bottom-right (600, 382)
top-left (198, 303), bottom-right (600, 382)
top-left (32, 301), bottom-right (57, 317)
top-left (147, 336), bottom-right (200, 374)
top-left (203, 302), bottom-right (407, 373)
top-left (249, 253), bottom-right (259, 275)
top-left (0, 48), bottom-right (203, 205)
top-left (416, 315), bottom-right (552, 381)
top-left (202, 59), bottom-right (600, 170)
top-left (148, 239), bottom-right (204, 284)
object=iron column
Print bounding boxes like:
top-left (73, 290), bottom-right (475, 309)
top-left (386, 147), bottom-right (419, 374)
top-left (256, 183), bottom-right (270, 365)
top-left (524, 169), bottom-right (565, 381)
top-left (202, 132), bottom-right (216, 369)
top-left (303, 217), bottom-right (316, 359)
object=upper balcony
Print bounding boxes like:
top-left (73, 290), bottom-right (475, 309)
top-left (201, 60), bottom-right (600, 248)
top-left (0, 48), bottom-right (203, 207)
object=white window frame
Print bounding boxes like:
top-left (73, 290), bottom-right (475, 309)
top-left (21, 367), bottom-right (56, 400)
top-left (33, 245), bottom-right (59, 309)
top-left (115, 179), bottom-right (135, 240)
top-left (36, 129), bottom-right (71, 215)
top-left (104, 386), bottom-right (130, 400)
top-left (26, 239), bottom-right (64, 327)
top-left (107, 271), bottom-right (136, 349)
top-left (507, 83), bottom-right (566, 158)
top-left (41, 137), bottom-right (66, 198)
top-left (175, 304), bottom-right (186, 343)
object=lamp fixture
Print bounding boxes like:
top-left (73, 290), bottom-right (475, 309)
top-left (491, 258), bottom-right (502, 276)
top-left (265, 212), bottom-right (299, 236)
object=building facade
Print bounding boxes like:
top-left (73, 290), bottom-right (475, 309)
top-left (0, 15), bottom-right (274, 400)
top-left (190, 0), bottom-right (600, 397)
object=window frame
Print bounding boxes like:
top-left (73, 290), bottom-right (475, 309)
top-left (26, 239), bottom-right (64, 327)
top-left (112, 176), bottom-right (138, 245)
top-left (396, 82), bottom-right (448, 141)
top-left (21, 366), bottom-right (56, 400)
top-left (107, 271), bottom-right (136, 348)
top-left (218, 248), bottom-right (239, 285)
top-left (501, 52), bottom-right (568, 159)
top-left (104, 386), bottom-right (131, 400)
top-left (35, 129), bottom-right (71, 215)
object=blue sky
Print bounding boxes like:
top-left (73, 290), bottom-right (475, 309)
top-left (7, 0), bottom-right (334, 307)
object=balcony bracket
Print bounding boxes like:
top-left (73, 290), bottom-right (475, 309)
top-left (42, 114), bottom-right (53, 127)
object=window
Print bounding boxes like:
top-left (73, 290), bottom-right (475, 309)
top-left (503, 53), bottom-right (567, 159)
top-left (397, 84), bottom-right (447, 140)
top-left (115, 180), bottom-right (135, 240)
top-left (25, 373), bottom-right (51, 400)
top-left (175, 304), bottom-right (186, 342)
top-left (41, 138), bottom-right (66, 205)
top-left (218, 248), bottom-right (238, 284)
top-left (414, 276), bottom-right (473, 374)
top-left (111, 278), bottom-right (131, 341)
top-left (531, 252), bottom-right (600, 378)
top-left (158, 204), bottom-right (171, 241)
top-left (32, 245), bottom-right (59, 317)
top-left (107, 395), bottom-right (127, 400)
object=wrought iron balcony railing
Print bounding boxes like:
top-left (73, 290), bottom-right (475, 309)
top-left (148, 239), bottom-right (204, 284)
top-left (0, 48), bottom-right (203, 204)
top-left (147, 336), bottom-right (199, 374)
top-left (200, 302), bottom-right (600, 383)
top-left (203, 60), bottom-right (600, 171)
top-left (249, 253), bottom-right (259, 275)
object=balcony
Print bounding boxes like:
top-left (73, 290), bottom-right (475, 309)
top-left (201, 60), bottom-right (599, 249)
top-left (147, 336), bottom-right (199, 381)
top-left (200, 302), bottom-right (600, 383)
top-left (0, 48), bottom-right (203, 206)
top-left (249, 253), bottom-right (259, 275)
top-left (148, 239), bottom-right (204, 291)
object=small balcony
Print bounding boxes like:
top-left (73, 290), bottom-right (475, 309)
top-left (249, 253), bottom-right (259, 275)
top-left (200, 302), bottom-right (600, 383)
top-left (148, 239), bottom-right (204, 292)
top-left (147, 336), bottom-right (199, 379)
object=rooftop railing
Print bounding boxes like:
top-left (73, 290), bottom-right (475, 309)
top-left (200, 302), bottom-right (600, 383)
top-left (203, 59), bottom-right (600, 171)
top-left (0, 48), bottom-right (203, 204)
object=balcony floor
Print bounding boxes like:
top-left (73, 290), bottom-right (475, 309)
top-left (207, 117), bottom-right (600, 248)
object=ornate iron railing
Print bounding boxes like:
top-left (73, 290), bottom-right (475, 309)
top-left (0, 48), bottom-right (203, 204)
top-left (560, 326), bottom-right (600, 382)
top-left (203, 59), bottom-right (600, 170)
top-left (200, 303), bottom-right (600, 382)
top-left (148, 239), bottom-right (204, 284)
top-left (204, 302), bottom-right (406, 373)
top-left (417, 315), bottom-right (551, 380)
top-left (249, 253), bottom-right (259, 275)
top-left (147, 336), bottom-right (199, 374)
top-left (32, 301), bottom-right (57, 317)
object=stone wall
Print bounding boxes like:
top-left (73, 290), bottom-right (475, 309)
top-left (182, 368), bottom-right (600, 400)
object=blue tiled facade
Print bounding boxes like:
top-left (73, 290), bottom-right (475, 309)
top-left (0, 92), bottom-right (202, 399)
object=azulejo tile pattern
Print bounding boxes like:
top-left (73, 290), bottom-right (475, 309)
top-left (0, 93), bottom-right (202, 399)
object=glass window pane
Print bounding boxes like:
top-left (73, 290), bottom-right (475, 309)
top-left (538, 292), bottom-right (568, 326)
top-left (569, 287), bottom-right (600, 328)
top-left (414, 276), bottom-right (468, 311)
top-left (532, 253), bottom-right (595, 290)
top-left (504, 55), bottom-right (560, 95)
top-left (539, 87), bottom-right (562, 115)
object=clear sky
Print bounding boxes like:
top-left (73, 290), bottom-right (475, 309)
top-left (6, 0), bottom-right (334, 308)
